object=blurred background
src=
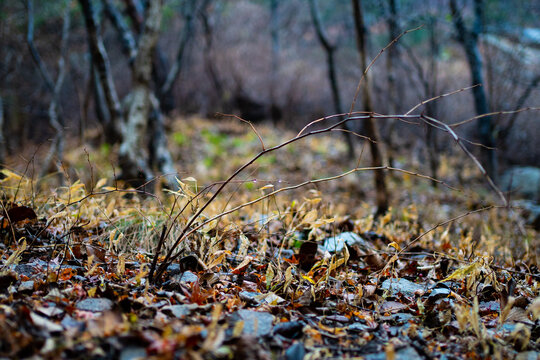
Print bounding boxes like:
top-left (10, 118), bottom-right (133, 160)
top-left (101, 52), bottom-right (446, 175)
top-left (0, 0), bottom-right (538, 189)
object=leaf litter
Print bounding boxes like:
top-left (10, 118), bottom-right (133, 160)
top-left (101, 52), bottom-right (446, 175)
top-left (0, 117), bottom-right (539, 359)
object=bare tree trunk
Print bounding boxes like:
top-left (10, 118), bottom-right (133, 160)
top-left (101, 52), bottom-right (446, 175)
top-left (352, 0), bottom-right (389, 216)
top-left (269, 0), bottom-right (280, 124)
top-left (27, 0), bottom-right (71, 183)
top-left (161, 0), bottom-right (197, 97)
top-left (123, 0), bottom-right (175, 114)
top-left (199, 0), bottom-right (226, 109)
top-left (101, 0), bottom-right (176, 188)
top-left (80, 0), bottom-right (124, 143)
top-left (384, 0), bottom-right (400, 167)
top-left (0, 97), bottom-right (5, 166)
top-left (118, 0), bottom-right (164, 187)
top-left (450, 0), bottom-right (497, 181)
top-left (425, 17), bottom-right (440, 187)
top-left (307, 0), bottom-right (355, 159)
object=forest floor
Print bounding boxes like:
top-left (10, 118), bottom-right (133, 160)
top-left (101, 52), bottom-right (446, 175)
top-left (0, 116), bottom-right (539, 359)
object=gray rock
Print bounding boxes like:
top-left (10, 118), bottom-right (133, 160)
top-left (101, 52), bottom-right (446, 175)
top-left (119, 346), bottom-right (147, 360)
top-left (161, 304), bottom-right (196, 318)
top-left (234, 309), bottom-right (274, 337)
top-left (285, 342), bottom-right (305, 360)
top-left (76, 298), bottom-right (114, 312)
top-left (363, 347), bottom-right (421, 360)
top-left (175, 270), bottom-right (198, 284)
top-left (18, 280), bottom-right (34, 292)
top-left (382, 278), bottom-right (425, 298)
top-left (501, 167), bottom-right (540, 202)
top-left (61, 315), bottom-right (84, 330)
top-left (516, 351), bottom-right (540, 360)
top-left (239, 291), bottom-right (262, 305)
top-left (427, 288), bottom-right (451, 302)
top-left (348, 323), bottom-right (371, 332)
top-left (321, 232), bottom-right (368, 253)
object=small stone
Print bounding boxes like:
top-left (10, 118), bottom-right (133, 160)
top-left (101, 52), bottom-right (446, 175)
top-left (161, 304), bottom-right (195, 318)
top-left (176, 270), bottom-right (198, 283)
top-left (321, 232), bottom-right (367, 253)
top-left (76, 298), bottom-right (114, 312)
top-left (285, 342), bottom-right (305, 360)
top-left (382, 278), bottom-right (425, 298)
top-left (234, 309), bottom-right (274, 337)
top-left (348, 323), bottom-right (371, 332)
top-left (18, 280), bottom-right (35, 292)
top-left (119, 346), bottom-right (147, 360)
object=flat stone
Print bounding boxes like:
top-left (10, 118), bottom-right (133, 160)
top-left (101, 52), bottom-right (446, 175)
top-left (234, 309), bottom-right (274, 337)
top-left (321, 232), bottom-right (367, 253)
top-left (176, 270), bottom-right (198, 283)
top-left (161, 304), bottom-right (196, 318)
top-left (18, 280), bottom-right (35, 292)
top-left (382, 278), bottom-right (425, 298)
top-left (516, 351), bottom-right (540, 360)
top-left (380, 301), bottom-right (409, 313)
top-left (119, 346), bottom-right (147, 360)
top-left (348, 322), bottom-right (371, 332)
top-left (61, 315), bottom-right (84, 330)
top-left (285, 342), bottom-right (305, 360)
top-left (363, 346), bottom-right (421, 360)
top-left (76, 298), bottom-right (114, 312)
top-left (427, 288), bottom-right (451, 300)
top-left (501, 167), bottom-right (540, 202)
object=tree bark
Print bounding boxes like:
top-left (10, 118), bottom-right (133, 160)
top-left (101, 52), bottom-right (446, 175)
top-left (161, 0), bottom-right (197, 96)
top-left (384, 0), bottom-right (400, 167)
top-left (352, 0), bottom-right (389, 216)
top-left (199, 0), bottom-right (226, 107)
top-left (450, 0), bottom-right (497, 181)
top-left (118, 0), bottom-right (163, 187)
top-left (269, 0), bottom-right (280, 124)
top-left (123, 0), bottom-right (175, 113)
top-left (0, 97), bottom-right (5, 166)
top-left (80, 0), bottom-right (124, 143)
top-left (27, 0), bottom-right (71, 183)
top-left (307, 0), bottom-right (355, 159)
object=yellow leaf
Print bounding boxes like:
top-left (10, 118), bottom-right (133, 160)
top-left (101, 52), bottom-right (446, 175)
top-left (0, 169), bottom-right (22, 181)
top-left (232, 256), bottom-right (253, 273)
top-left (207, 251), bottom-right (228, 269)
top-left (266, 264), bottom-right (275, 289)
top-left (302, 209), bottom-right (318, 224)
top-left (381, 210), bottom-right (392, 226)
top-left (117, 255), bottom-right (126, 276)
top-left (87, 286), bottom-right (97, 297)
top-left (259, 184), bottom-right (274, 191)
top-left (302, 275), bottom-right (315, 284)
top-left (182, 176), bottom-right (197, 183)
top-left (388, 242), bottom-right (401, 251)
top-left (237, 234), bottom-right (250, 259)
top-left (95, 178), bottom-right (107, 189)
top-left (442, 261), bottom-right (481, 282)
top-left (284, 266), bottom-right (293, 291)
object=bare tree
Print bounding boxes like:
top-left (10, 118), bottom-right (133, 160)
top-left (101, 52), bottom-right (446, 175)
top-left (401, 16), bottom-right (441, 186)
top-left (161, 0), bottom-right (198, 97)
top-left (0, 96), bottom-right (5, 166)
top-left (26, 0), bottom-right (72, 182)
top-left (307, 0), bottom-right (355, 159)
top-left (269, 0), bottom-right (281, 124)
top-left (80, 0), bottom-right (176, 188)
top-left (450, 0), bottom-right (497, 180)
top-left (351, 0), bottom-right (389, 216)
top-left (383, 0), bottom-right (401, 167)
